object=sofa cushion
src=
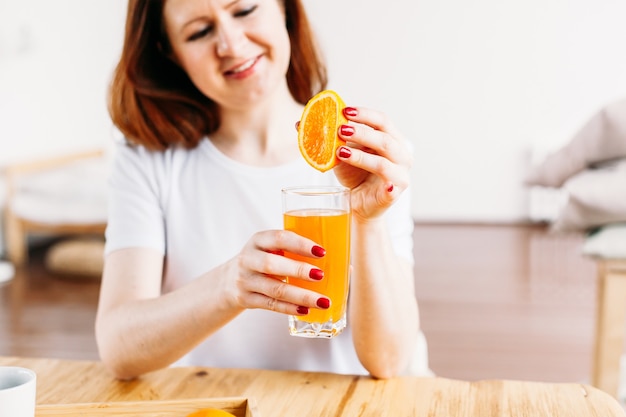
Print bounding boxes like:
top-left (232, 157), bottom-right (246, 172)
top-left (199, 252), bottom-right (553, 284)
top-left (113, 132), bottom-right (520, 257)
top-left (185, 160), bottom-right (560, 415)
top-left (11, 157), bottom-right (108, 224)
top-left (525, 98), bottom-right (626, 188)
top-left (552, 158), bottom-right (626, 232)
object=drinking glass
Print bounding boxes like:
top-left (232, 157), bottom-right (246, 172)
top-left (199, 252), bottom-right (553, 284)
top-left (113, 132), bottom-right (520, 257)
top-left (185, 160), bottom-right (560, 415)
top-left (282, 186), bottom-right (351, 338)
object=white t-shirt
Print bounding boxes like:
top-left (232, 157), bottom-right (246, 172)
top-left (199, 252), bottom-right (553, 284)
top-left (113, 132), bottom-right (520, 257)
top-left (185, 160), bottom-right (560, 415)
top-left (105, 138), bottom-right (414, 375)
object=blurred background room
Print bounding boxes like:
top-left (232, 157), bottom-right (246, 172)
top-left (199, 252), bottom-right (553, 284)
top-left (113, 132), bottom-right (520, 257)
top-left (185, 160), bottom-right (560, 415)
top-left (2, 0), bottom-right (626, 404)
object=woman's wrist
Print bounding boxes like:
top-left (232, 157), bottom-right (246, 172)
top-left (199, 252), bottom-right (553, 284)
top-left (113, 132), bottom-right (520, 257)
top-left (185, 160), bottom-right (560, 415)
top-left (352, 215), bottom-right (386, 233)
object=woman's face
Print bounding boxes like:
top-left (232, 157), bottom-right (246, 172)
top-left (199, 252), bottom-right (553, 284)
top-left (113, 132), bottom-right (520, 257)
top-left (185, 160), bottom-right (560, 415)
top-left (162, 0), bottom-right (291, 110)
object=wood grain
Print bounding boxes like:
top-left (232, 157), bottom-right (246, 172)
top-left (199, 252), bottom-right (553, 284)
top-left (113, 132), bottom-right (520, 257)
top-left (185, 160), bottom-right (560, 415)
top-left (1, 356), bottom-right (624, 417)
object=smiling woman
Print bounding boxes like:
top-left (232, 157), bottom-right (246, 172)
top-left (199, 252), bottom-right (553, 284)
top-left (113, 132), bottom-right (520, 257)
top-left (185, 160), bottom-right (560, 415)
top-left (108, 0), bottom-right (326, 152)
top-left (96, 0), bottom-right (420, 382)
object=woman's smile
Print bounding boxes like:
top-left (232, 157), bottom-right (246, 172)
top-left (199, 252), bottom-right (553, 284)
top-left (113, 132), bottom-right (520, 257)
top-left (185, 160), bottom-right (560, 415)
top-left (224, 55), bottom-right (262, 79)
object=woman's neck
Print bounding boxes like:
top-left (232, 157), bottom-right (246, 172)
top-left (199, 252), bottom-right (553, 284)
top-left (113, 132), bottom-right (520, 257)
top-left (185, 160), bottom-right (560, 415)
top-left (211, 86), bottom-right (304, 167)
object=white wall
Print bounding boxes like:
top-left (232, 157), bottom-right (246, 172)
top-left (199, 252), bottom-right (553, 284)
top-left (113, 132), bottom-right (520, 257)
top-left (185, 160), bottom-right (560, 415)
top-left (2, 0), bottom-right (626, 226)
top-left (305, 0), bottom-right (626, 222)
top-left (0, 0), bottom-right (127, 164)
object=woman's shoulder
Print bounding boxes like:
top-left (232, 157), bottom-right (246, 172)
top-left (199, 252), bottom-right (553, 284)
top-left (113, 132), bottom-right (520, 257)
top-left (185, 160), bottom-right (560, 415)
top-left (112, 137), bottom-right (206, 168)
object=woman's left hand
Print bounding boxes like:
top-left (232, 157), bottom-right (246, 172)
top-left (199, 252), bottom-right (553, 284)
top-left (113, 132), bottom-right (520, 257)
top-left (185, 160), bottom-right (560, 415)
top-left (333, 106), bottom-right (413, 222)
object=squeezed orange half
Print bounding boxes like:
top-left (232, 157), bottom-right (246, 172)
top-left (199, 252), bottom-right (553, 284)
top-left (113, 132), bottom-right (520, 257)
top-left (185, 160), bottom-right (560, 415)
top-left (297, 90), bottom-right (348, 172)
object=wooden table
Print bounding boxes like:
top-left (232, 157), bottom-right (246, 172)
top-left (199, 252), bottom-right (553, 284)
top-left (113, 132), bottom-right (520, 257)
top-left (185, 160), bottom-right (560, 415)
top-left (1, 356), bottom-right (624, 417)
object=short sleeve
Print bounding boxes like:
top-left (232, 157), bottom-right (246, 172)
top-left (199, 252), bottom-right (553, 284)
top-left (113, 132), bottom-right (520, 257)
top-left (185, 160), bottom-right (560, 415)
top-left (384, 184), bottom-right (415, 264)
top-left (382, 138), bottom-right (415, 264)
top-left (104, 142), bottom-right (166, 255)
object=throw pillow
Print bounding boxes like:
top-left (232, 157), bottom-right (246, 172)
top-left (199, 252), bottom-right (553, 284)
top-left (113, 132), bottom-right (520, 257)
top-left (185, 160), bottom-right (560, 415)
top-left (525, 98), bottom-right (626, 188)
top-left (551, 158), bottom-right (626, 232)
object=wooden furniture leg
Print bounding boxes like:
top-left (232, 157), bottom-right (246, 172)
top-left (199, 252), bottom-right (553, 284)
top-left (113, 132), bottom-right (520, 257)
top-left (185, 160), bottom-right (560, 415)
top-left (4, 206), bottom-right (27, 265)
top-left (592, 260), bottom-right (626, 398)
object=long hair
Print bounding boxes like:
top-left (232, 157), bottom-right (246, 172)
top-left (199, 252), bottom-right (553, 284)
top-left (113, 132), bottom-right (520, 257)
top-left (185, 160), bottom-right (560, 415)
top-left (108, 0), bottom-right (327, 151)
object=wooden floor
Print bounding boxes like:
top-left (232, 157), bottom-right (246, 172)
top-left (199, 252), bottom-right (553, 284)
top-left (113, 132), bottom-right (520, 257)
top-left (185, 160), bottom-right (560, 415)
top-left (414, 223), bottom-right (597, 384)
top-left (0, 223), bottom-right (600, 384)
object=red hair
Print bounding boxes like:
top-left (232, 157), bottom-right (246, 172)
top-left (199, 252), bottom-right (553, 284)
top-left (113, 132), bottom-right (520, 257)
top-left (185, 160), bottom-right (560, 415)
top-left (108, 0), bottom-right (327, 151)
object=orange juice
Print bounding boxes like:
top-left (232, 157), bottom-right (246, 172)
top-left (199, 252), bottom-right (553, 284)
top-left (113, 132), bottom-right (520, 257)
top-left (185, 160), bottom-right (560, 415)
top-left (283, 209), bottom-right (351, 324)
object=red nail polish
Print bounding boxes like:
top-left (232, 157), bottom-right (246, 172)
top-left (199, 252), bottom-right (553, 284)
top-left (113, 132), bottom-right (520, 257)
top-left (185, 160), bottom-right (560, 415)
top-left (311, 245), bottom-right (326, 257)
top-left (338, 147), bottom-right (351, 159)
top-left (309, 268), bottom-right (324, 280)
top-left (316, 298), bottom-right (330, 309)
top-left (387, 184), bottom-right (394, 193)
top-left (340, 125), bottom-right (354, 136)
top-left (297, 306), bottom-right (309, 315)
top-left (344, 107), bottom-right (358, 117)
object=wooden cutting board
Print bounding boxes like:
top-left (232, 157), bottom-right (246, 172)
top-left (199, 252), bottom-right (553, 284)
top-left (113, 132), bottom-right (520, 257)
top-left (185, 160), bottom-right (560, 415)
top-left (35, 397), bottom-right (259, 417)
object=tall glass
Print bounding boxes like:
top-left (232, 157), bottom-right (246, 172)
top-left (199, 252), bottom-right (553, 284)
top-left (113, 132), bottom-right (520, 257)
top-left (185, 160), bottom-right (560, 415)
top-left (282, 186), bottom-right (351, 338)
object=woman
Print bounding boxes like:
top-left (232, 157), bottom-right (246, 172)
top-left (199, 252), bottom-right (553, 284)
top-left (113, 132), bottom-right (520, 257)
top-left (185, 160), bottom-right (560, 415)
top-left (95, 0), bottom-right (419, 380)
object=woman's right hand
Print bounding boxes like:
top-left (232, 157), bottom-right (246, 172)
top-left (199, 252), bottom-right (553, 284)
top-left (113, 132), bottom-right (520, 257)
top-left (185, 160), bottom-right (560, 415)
top-left (96, 231), bottom-right (330, 379)
top-left (228, 230), bottom-right (330, 316)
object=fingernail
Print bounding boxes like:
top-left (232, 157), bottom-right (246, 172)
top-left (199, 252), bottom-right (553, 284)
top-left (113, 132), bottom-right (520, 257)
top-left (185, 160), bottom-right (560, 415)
top-left (295, 121), bottom-right (300, 131)
top-left (338, 147), bottom-right (351, 159)
top-left (309, 268), bottom-right (324, 280)
top-left (387, 183), bottom-right (394, 193)
top-left (343, 107), bottom-right (358, 117)
top-left (340, 125), bottom-right (354, 137)
top-left (297, 306), bottom-right (309, 315)
top-left (316, 298), bottom-right (330, 309)
top-left (311, 245), bottom-right (326, 257)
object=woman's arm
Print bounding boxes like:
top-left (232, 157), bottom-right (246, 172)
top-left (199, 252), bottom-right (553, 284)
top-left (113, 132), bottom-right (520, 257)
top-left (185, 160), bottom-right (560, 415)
top-left (95, 247), bottom-right (243, 379)
top-left (95, 230), bottom-right (333, 380)
top-left (349, 219), bottom-right (418, 379)
top-left (332, 105), bottom-right (419, 379)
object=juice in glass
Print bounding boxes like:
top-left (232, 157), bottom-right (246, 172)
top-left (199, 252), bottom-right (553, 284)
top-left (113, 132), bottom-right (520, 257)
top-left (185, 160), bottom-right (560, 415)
top-left (282, 186), bottom-right (351, 338)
